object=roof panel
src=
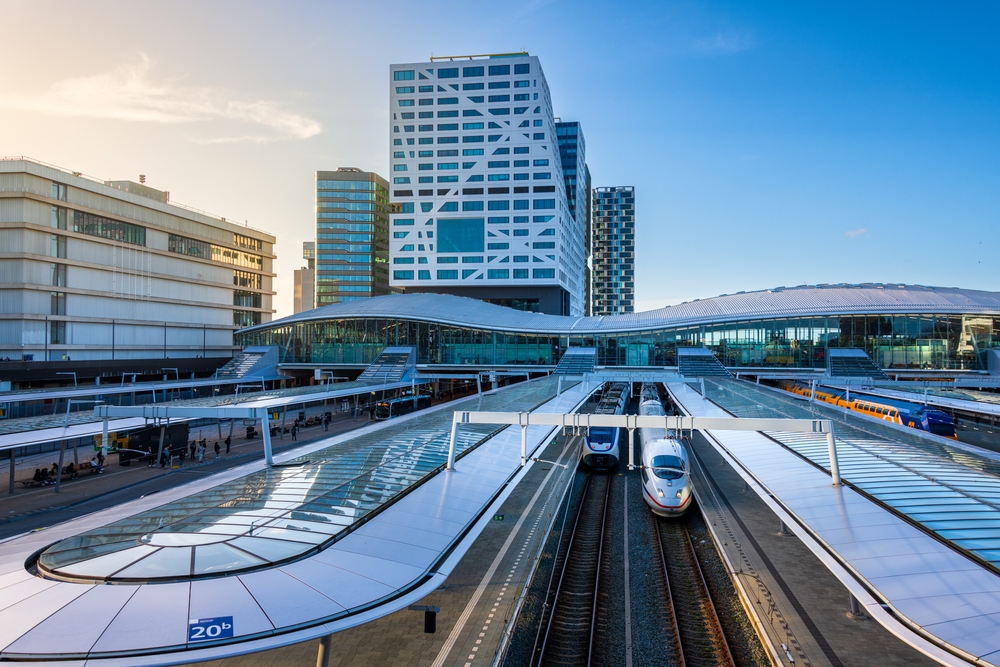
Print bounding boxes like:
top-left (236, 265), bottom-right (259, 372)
top-left (243, 284), bottom-right (1000, 336)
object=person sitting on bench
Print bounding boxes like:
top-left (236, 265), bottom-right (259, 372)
top-left (32, 469), bottom-right (45, 485)
top-left (64, 462), bottom-right (77, 479)
top-left (90, 457), bottom-right (104, 474)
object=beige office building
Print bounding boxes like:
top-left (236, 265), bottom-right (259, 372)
top-left (0, 158), bottom-right (275, 361)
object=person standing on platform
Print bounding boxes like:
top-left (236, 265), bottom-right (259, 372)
top-left (214, 441), bottom-right (221, 459)
top-left (291, 422), bottom-right (298, 442)
top-left (225, 435), bottom-right (231, 455)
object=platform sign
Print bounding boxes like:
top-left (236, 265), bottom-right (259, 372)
top-left (188, 617), bottom-right (233, 642)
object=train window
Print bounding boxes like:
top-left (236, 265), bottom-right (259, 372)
top-left (641, 468), bottom-right (649, 483)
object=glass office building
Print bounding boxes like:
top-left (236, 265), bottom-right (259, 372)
top-left (235, 285), bottom-right (1000, 371)
top-left (315, 168), bottom-right (392, 306)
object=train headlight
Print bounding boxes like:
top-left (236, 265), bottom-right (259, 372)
top-left (676, 489), bottom-right (684, 499)
top-left (656, 489), bottom-right (664, 498)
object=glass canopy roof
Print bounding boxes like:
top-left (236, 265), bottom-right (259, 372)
top-left (37, 378), bottom-right (565, 582)
top-left (701, 379), bottom-right (1000, 568)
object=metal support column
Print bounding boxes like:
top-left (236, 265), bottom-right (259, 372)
top-left (102, 418), bottom-right (109, 459)
top-left (848, 595), bottom-right (865, 620)
top-left (280, 406), bottom-right (286, 440)
top-left (8, 449), bottom-right (15, 495)
top-left (627, 425), bottom-right (635, 470)
top-left (699, 378), bottom-right (706, 398)
top-left (261, 412), bottom-right (273, 467)
top-left (826, 429), bottom-right (841, 486)
top-left (316, 634), bottom-right (332, 667)
top-left (520, 421), bottom-right (528, 467)
top-left (557, 376), bottom-right (562, 397)
top-left (54, 440), bottom-right (67, 494)
top-left (412, 377), bottom-right (417, 408)
top-left (446, 414), bottom-right (459, 471)
top-left (155, 425), bottom-right (166, 470)
top-left (810, 379), bottom-right (816, 402)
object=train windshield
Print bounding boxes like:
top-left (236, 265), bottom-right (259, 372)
top-left (928, 422), bottom-right (956, 437)
top-left (589, 427), bottom-right (614, 444)
top-left (650, 455), bottom-right (685, 480)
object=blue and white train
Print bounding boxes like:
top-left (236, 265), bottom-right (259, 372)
top-left (582, 382), bottom-right (630, 471)
top-left (638, 384), bottom-right (693, 517)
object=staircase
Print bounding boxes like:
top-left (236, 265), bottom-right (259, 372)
top-left (213, 346), bottom-right (279, 380)
top-left (827, 348), bottom-right (889, 379)
top-left (553, 348), bottom-right (597, 375)
top-left (677, 348), bottom-right (732, 378)
top-left (214, 352), bottom-right (264, 380)
top-left (357, 347), bottom-right (417, 384)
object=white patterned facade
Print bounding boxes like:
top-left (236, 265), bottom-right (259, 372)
top-left (388, 54), bottom-right (586, 316)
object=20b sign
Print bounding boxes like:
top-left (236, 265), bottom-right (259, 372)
top-left (189, 617), bottom-right (234, 642)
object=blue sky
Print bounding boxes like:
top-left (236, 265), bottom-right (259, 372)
top-left (1, 1), bottom-right (997, 316)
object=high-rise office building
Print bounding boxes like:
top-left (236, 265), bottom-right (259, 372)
top-left (293, 241), bottom-right (315, 313)
top-left (555, 121), bottom-right (591, 316)
top-left (388, 53), bottom-right (586, 316)
top-left (592, 186), bottom-right (635, 315)
top-left (0, 158), bottom-right (274, 361)
top-left (315, 169), bottom-right (392, 306)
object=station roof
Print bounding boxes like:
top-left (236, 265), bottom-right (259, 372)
top-left (241, 284), bottom-right (1000, 336)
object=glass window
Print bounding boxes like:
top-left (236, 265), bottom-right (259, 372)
top-left (513, 268), bottom-right (528, 279)
top-left (533, 268), bottom-right (555, 278)
top-left (533, 199), bottom-right (555, 209)
top-left (463, 135), bottom-right (484, 143)
top-left (437, 256), bottom-right (458, 263)
top-left (463, 201), bottom-right (484, 211)
top-left (488, 65), bottom-right (510, 76)
top-left (438, 67), bottom-right (459, 78)
top-left (463, 109), bottom-right (483, 116)
top-left (438, 163), bottom-right (459, 170)
top-left (393, 270), bottom-right (414, 279)
top-left (533, 172), bottom-right (551, 179)
top-left (467, 174), bottom-right (484, 182)
top-left (398, 99), bottom-right (414, 106)
top-left (438, 110), bottom-right (459, 117)
top-left (437, 270), bottom-right (458, 279)
top-left (488, 200), bottom-right (509, 211)
top-left (488, 134), bottom-right (502, 142)
top-left (514, 64), bottom-right (530, 74)
top-left (533, 159), bottom-right (549, 166)
top-left (395, 86), bottom-right (414, 94)
top-left (489, 161), bottom-right (510, 168)
top-left (514, 173), bottom-right (529, 180)
top-left (438, 136), bottom-right (459, 144)
top-left (514, 80), bottom-right (530, 87)
top-left (513, 147), bottom-right (529, 154)
top-left (438, 218), bottom-right (485, 252)
top-left (533, 133), bottom-right (544, 140)
top-left (419, 85), bottom-right (433, 92)
top-left (463, 148), bottom-right (484, 156)
top-left (393, 218), bottom-right (414, 225)
top-left (438, 97), bottom-right (458, 105)
top-left (438, 175), bottom-right (458, 182)
top-left (489, 95), bottom-right (510, 102)
top-left (489, 108), bottom-right (510, 115)
top-left (463, 82), bottom-right (485, 90)
top-left (463, 122), bottom-right (484, 130)
top-left (463, 66), bottom-right (484, 77)
top-left (488, 174), bottom-right (509, 181)
top-left (532, 241), bottom-right (555, 249)
top-left (394, 70), bottom-right (415, 81)
top-left (418, 270), bottom-right (431, 279)
top-left (463, 162), bottom-right (476, 169)
top-left (493, 148), bottom-right (510, 155)
top-left (393, 231), bottom-right (409, 238)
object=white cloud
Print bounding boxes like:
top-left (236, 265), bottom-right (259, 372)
top-left (693, 32), bottom-right (755, 55)
top-left (845, 228), bottom-right (868, 239)
top-left (0, 55), bottom-right (321, 142)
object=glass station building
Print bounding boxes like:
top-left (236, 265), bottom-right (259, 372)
top-left (235, 284), bottom-right (1000, 371)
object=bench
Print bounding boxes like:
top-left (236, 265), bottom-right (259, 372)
top-left (19, 461), bottom-right (102, 487)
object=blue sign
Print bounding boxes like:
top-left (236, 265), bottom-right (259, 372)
top-left (188, 616), bottom-right (234, 642)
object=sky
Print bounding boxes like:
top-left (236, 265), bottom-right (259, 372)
top-left (1, 0), bottom-right (997, 318)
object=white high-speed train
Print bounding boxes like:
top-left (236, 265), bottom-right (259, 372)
top-left (582, 382), bottom-right (630, 471)
top-left (638, 383), bottom-right (692, 517)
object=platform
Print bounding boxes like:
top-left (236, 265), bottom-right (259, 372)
top-left (668, 379), bottom-right (1000, 666)
top-left (0, 377), bottom-right (592, 665)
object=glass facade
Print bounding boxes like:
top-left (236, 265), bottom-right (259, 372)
top-left (236, 313), bottom-right (1000, 370)
top-left (315, 170), bottom-right (392, 306)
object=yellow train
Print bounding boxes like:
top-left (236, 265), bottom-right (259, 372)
top-left (777, 381), bottom-right (957, 439)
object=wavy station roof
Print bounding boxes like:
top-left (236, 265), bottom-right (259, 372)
top-left (244, 284), bottom-right (1000, 335)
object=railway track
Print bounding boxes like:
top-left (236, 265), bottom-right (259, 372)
top-left (654, 514), bottom-right (735, 667)
top-left (532, 473), bottom-right (612, 667)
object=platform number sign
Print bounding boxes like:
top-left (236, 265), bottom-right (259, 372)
top-left (188, 617), bottom-right (234, 642)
